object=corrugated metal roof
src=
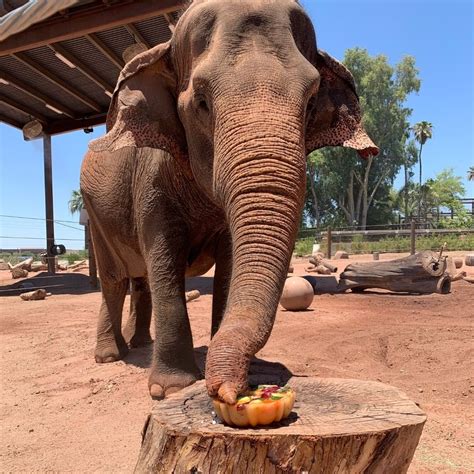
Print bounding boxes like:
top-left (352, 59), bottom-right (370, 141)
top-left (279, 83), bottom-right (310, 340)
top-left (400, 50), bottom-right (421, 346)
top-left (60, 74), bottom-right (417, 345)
top-left (0, 0), bottom-right (185, 136)
top-left (133, 16), bottom-right (172, 46)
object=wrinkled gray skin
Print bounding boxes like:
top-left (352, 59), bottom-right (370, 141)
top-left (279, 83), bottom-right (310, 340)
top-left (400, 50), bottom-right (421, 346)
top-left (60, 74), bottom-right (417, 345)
top-left (81, 0), bottom-right (377, 403)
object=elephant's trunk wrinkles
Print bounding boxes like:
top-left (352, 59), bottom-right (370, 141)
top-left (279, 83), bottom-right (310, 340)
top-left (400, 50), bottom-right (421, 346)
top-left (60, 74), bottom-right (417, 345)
top-left (206, 96), bottom-right (307, 402)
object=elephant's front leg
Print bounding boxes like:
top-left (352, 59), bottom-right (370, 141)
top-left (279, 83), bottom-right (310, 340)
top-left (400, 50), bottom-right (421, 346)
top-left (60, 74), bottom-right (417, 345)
top-left (144, 232), bottom-right (201, 399)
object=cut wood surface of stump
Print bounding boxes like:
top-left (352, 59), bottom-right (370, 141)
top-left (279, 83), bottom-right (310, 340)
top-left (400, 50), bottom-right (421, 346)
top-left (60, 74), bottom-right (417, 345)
top-left (136, 377), bottom-right (426, 474)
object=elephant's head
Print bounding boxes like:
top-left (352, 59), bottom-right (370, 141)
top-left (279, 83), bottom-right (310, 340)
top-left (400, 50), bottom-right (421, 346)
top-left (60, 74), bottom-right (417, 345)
top-left (91, 0), bottom-right (377, 403)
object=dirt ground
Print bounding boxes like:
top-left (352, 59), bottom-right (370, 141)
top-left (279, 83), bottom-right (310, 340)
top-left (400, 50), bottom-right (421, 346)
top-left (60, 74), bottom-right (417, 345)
top-left (1, 252), bottom-right (473, 473)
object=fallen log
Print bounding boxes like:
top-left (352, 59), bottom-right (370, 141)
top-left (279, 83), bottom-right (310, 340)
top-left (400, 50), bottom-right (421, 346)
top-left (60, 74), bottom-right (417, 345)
top-left (338, 250), bottom-right (451, 294)
top-left (309, 255), bottom-right (338, 273)
top-left (305, 264), bottom-right (331, 275)
top-left (185, 290), bottom-right (200, 303)
top-left (68, 260), bottom-right (87, 270)
top-left (20, 289), bottom-right (49, 301)
top-left (30, 262), bottom-right (48, 272)
top-left (135, 377), bottom-right (426, 473)
top-left (451, 271), bottom-right (467, 282)
top-left (8, 256), bottom-right (33, 272)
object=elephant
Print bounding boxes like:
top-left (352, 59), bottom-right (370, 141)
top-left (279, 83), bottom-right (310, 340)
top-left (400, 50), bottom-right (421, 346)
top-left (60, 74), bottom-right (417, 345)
top-left (80, 0), bottom-right (378, 404)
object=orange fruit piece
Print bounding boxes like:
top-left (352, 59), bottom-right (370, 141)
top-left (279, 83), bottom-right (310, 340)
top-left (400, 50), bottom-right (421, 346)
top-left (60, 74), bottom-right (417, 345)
top-left (213, 385), bottom-right (296, 427)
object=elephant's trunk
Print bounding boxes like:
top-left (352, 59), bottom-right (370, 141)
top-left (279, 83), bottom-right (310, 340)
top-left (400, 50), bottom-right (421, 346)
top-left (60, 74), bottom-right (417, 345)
top-left (206, 93), bottom-right (307, 402)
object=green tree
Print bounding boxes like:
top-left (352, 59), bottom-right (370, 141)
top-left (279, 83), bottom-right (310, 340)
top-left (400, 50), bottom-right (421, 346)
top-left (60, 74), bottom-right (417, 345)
top-left (412, 121), bottom-right (433, 218)
top-left (402, 139), bottom-right (418, 219)
top-left (305, 150), bottom-right (336, 228)
top-left (468, 166), bottom-right (474, 181)
top-left (394, 181), bottom-right (420, 221)
top-left (309, 49), bottom-right (420, 228)
top-left (426, 168), bottom-right (465, 212)
top-left (413, 121), bottom-right (433, 187)
top-left (68, 189), bottom-right (84, 215)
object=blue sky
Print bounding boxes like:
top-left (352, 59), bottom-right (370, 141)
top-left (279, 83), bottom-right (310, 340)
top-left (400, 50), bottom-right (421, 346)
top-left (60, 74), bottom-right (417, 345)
top-left (1, 0), bottom-right (473, 249)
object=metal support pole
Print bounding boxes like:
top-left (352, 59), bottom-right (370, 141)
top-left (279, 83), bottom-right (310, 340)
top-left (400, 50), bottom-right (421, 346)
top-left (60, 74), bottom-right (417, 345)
top-left (327, 226), bottom-right (332, 259)
top-left (43, 134), bottom-right (55, 274)
top-left (410, 219), bottom-right (416, 256)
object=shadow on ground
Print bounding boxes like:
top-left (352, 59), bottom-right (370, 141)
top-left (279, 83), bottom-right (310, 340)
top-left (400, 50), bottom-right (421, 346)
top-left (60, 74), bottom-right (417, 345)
top-left (0, 272), bottom-right (99, 297)
top-left (0, 273), bottom-right (214, 298)
top-left (185, 276), bottom-right (213, 295)
top-left (124, 344), bottom-right (293, 387)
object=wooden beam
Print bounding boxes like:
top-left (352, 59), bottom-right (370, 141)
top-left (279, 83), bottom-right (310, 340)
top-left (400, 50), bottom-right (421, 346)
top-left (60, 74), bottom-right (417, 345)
top-left (163, 13), bottom-right (177, 33)
top-left (0, 113), bottom-right (22, 129)
top-left (0, 70), bottom-right (75, 118)
top-left (125, 24), bottom-right (151, 49)
top-left (12, 52), bottom-right (102, 112)
top-left (0, 93), bottom-right (48, 122)
top-left (48, 43), bottom-right (114, 94)
top-left (85, 33), bottom-right (125, 70)
top-left (0, 0), bottom-right (186, 56)
top-left (43, 113), bottom-right (107, 135)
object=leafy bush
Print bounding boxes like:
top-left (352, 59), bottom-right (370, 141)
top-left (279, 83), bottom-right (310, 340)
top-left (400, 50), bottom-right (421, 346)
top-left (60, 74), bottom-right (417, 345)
top-left (295, 232), bottom-right (474, 256)
top-left (65, 250), bottom-right (88, 264)
top-left (294, 238), bottom-right (314, 256)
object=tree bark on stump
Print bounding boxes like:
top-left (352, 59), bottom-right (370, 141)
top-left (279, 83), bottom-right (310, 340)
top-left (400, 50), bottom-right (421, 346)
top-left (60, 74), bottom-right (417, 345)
top-left (339, 250), bottom-right (451, 294)
top-left (135, 377), bottom-right (426, 474)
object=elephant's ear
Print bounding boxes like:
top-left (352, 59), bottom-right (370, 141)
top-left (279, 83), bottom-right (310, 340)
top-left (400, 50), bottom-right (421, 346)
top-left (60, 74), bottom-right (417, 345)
top-left (89, 41), bottom-right (190, 174)
top-left (306, 50), bottom-right (379, 158)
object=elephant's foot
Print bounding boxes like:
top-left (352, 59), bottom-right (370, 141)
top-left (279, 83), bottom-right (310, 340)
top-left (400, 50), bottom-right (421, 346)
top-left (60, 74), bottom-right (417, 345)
top-left (148, 367), bottom-right (202, 400)
top-left (95, 338), bottom-right (129, 363)
top-left (123, 326), bottom-right (153, 348)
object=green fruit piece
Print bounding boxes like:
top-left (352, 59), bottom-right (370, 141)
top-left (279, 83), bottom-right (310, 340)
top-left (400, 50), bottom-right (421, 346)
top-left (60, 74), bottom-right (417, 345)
top-left (271, 394), bottom-right (284, 400)
top-left (250, 398), bottom-right (263, 404)
top-left (236, 396), bottom-right (251, 404)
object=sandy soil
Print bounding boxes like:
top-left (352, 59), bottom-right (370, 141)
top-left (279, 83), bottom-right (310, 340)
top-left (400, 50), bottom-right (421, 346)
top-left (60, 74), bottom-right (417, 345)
top-left (1, 253), bottom-right (473, 473)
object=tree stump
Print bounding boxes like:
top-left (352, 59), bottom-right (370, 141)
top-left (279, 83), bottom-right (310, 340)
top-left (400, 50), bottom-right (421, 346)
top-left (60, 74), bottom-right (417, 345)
top-left (11, 268), bottom-right (28, 279)
top-left (135, 377), bottom-right (426, 473)
top-left (339, 250), bottom-right (451, 294)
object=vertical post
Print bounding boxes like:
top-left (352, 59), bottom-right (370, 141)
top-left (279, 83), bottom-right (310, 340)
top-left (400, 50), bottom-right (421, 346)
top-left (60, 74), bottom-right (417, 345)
top-left (86, 223), bottom-right (98, 289)
top-left (43, 134), bottom-right (55, 274)
top-left (327, 226), bottom-right (332, 259)
top-left (410, 219), bottom-right (416, 255)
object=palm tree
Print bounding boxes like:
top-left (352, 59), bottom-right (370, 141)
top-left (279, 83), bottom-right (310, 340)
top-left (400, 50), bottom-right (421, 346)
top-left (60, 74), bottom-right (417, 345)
top-left (413, 121), bottom-right (433, 218)
top-left (68, 189), bottom-right (89, 253)
top-left (468, 166), bottom-right (474, 181)
top-left (68, 189), bottom-right (84, 215)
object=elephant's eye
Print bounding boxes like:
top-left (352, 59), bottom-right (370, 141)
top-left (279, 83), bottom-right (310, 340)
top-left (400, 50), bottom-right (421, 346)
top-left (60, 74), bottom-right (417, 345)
top-left (194, 93), bottom-right (210, 114)
top-left (198, 98), bottom-right (209, 113)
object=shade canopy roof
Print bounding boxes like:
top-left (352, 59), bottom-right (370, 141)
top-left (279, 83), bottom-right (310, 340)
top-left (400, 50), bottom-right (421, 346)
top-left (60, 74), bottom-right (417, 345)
top-left (0, 0), bottom-right (185, 136)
